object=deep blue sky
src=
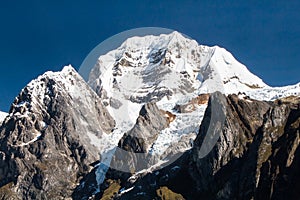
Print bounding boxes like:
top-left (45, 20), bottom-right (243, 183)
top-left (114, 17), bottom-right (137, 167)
top-left (0, 1), bottom-right (299, 111)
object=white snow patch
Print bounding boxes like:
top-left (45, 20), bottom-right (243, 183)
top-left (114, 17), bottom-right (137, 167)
top-left (18, 132), bottom-right (42, 147)
top-left (245, 83), bottom-right (300, 101)
top-left (238, 93), bottom-right (247, 100)
top-left (128, 159), bottom-right (169, 184)
top-left (149, 104), bottom-right (207, 155)
top-left (0, 111), bottom-right (8, 123)
top-left (16, 101), bottom-right (29, 108)
top-left (39, 121), bottom-right (47, 129)
top-left (119, 186), bottom-right (135, 195)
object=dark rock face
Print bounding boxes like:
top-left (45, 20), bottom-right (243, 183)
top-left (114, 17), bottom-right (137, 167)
top-left (107, 94), bottom-right (300, 200)
top-left (188, 94), bottom-right (300, 199)
top-left (119, 102), bottom-right (168, 153)
top-left (106, 102), bottom-right (169, 174)
top-left (0, 67), bottom-right (115, 199)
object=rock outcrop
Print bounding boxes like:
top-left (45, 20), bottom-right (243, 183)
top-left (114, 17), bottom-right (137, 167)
top-left (119, 102), bottom-right (169, 153)
top-left (107, 102), bottom-right (169, 174)
top-left (188, 94), bottom-right (300, 199)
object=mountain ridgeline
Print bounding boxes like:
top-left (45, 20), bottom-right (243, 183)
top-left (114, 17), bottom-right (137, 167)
top-left (0, 32), bottom-right (299, 199)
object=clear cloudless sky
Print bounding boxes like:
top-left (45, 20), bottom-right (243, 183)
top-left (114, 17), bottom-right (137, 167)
top-left (0, 0), bottom-right (299, 111)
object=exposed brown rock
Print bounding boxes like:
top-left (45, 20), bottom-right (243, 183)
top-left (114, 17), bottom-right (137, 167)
top-left (174, 93), bottom-right (210, 113)
top-left (156, 186), bottom-right (185, 200)
top-left (162, 110), bottom-right (176, 125)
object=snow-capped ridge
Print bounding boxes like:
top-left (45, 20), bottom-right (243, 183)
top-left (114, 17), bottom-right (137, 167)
top-left (247, 81), bottom-right (300, 101)
top-left (119, 31), bottom-right (195, 51)
top-left (92, 31), bottom-right (269, 97)
top-left (215, 46), bottom-right (266, 87)
top-left (8, 65), bottom-right (117, 155)
top-left (13, 65), bottom-right (81, 112)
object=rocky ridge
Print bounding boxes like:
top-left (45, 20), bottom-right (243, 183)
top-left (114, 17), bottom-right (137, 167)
top-left (0, 66), bottom-right (115, 199)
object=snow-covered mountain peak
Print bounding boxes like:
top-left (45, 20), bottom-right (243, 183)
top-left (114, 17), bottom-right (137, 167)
top-left (88, 31), bottom-right (270, 110)
top-left (40, 64), bottom-right (77, 81)
top-left (11, 65), bottom-right (104, 116)
top-left (89, 32), bottom-right (208, 130)
top-left (87, 31), bottom-right (300, 159)
top-left (118, 31), bottom-right (196, 51)
top-left (12, 65), bottom-right (81, 111)
top-left (61, 64), bottom-right (77, 74)
top-left (89, 32), bottom-right (269, 98)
